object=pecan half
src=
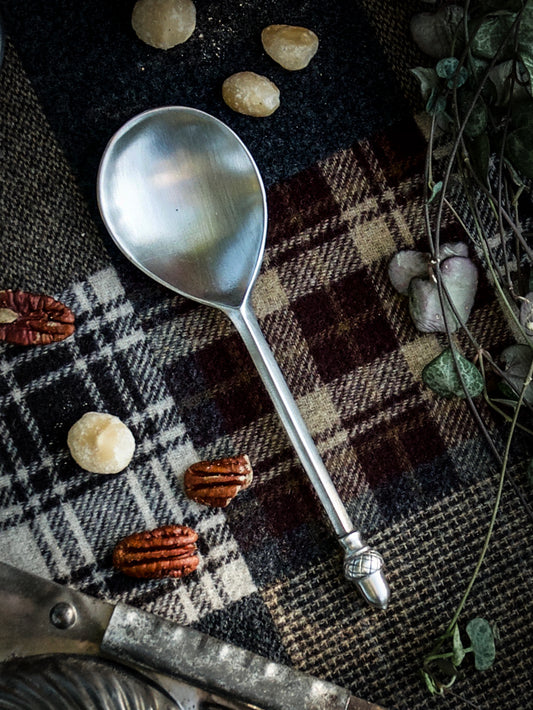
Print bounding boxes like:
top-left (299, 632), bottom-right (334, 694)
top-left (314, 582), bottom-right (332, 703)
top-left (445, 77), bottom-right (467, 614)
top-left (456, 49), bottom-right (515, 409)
top-left (113, 524), bottom-right (199, 579)
top-left (0, 290), bottom-right (75, 346)
top-left (184, 454), bottom-right (253, 507)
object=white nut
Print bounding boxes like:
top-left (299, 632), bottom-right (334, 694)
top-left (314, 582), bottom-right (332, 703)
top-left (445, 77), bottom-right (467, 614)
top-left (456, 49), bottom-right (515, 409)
top-left (67, 412), bottom-right (135, 474)
top-left (261, 24), bottom-right (319, 71)
top-left (222, 71), bottom-right (280, 117)
top-left (132, 0), bottom-right (196, 50)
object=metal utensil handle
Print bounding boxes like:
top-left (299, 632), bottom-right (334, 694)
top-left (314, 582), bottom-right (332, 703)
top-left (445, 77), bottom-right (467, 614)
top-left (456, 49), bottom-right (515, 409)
top-left (227, 299), bottom-right (390, 609)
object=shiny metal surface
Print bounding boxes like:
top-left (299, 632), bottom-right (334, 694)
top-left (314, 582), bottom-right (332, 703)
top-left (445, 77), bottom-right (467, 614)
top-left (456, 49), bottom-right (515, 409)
top-left (0, 656), bottom-right (181, 710)
top-left (104, 603), bottom-right (359, 710)
top-left (98, 106), bottom-right (265, 309)
top-left (0, 560), bottom-right (113, 661)
top-left (97, 107), bottom-right (389, 609)
top-left (0, 562), bottom-right (384, 710)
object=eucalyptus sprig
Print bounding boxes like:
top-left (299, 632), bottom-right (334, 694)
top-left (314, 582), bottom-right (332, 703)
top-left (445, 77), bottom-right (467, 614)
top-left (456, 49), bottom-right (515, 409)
top-left (409, 0), bottom-right (533, 701)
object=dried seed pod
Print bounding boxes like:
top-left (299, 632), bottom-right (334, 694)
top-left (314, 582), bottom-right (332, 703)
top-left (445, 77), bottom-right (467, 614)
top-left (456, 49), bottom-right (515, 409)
top-left (0, 290), bottom-right (75, 346)
top-left (113, 524), bottom-right (199, 579)
top-left (184, 454), bottom-right (253, 507)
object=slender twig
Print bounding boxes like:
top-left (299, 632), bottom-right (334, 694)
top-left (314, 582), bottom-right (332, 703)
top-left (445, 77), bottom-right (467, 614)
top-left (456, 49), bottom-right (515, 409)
top-left (423, 355), bottom-right (533, 690)
top-left (445, 355), bottom-right (533, 636)
top-left (419, 1), bottom-right (533, 697)
top-left (446, 688), bottom-right (481, 709)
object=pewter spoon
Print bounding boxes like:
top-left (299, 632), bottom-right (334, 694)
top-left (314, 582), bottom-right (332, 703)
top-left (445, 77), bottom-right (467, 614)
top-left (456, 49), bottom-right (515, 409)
top-left (97, 107), bottom-right (390, 609)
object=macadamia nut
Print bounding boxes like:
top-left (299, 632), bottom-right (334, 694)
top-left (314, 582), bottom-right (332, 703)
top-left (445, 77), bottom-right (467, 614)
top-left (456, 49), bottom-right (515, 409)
top-left (67, 412), bottom-right (135, 474)
top-left (261, 25), bottom-right (319, 70)
top-left (132, 0), bottom-right (196, 50)
top-left (222, 72), bottom-right (280, 117)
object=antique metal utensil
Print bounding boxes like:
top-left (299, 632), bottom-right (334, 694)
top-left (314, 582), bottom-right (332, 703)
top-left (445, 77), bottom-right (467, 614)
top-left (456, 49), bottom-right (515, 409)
top-left (97, 106), bottom-right (389, 609)
top-left (0, 561), bottom-right (385, 709)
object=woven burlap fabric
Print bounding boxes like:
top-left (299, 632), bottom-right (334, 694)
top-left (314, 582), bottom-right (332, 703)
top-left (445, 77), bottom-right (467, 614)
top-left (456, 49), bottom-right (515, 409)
top-left (263, 473), bottom-right (532, 709)
top-left (0, 39), bottom-right (108, 292)
top-left (359, 0), bottom-right (427, 112)
top-left (1, 3), bottom-right (532, 709)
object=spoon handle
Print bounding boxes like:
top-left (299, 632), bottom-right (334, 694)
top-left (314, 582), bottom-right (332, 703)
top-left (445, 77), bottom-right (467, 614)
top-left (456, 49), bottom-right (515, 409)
top-left (227, 299), bottom-right (390, 610)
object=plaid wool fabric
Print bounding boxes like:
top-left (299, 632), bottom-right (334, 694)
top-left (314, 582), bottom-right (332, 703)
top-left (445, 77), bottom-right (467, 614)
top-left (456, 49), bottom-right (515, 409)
top-left (1, 2), bottom-right (532, 708)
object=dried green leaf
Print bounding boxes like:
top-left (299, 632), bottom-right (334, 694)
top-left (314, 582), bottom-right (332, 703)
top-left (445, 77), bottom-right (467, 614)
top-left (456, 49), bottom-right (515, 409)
top-left (468, 55), bottom-right (490, 84)
top-left (470, 14), bottom-right (515, 61)
top-left (466, 618), bottom-right (496, 671)
top-left (517, 2), bottom-right (533, 95)
top-left (428, 181), bottom-right (443, 204)
top-left (500, 343), bottom-right (533, 404)
top-left (426, 87), bottom-right (447, 114)
top-left (436, 57), bottom-right (468, 88)
top-left (436, 57), bottom-right (458, 79)
top-left (422, 348), bottom-right (484, 398)
top-left (421, 670), bottom-right (441, 695)
top-left (458, 89), bottom-right (488, 138)
top-left (452, 624), bottom-right (466, 666)
top-left (488, 60), bottom-right (530, 105)
top-left (411, 66), bottom-right (440, 101)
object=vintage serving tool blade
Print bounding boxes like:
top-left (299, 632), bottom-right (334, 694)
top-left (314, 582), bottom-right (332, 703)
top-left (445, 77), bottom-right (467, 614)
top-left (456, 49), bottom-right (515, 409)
top-left (97, 106), bottom-right (389, 609)
top-left (0, 561), bottom-right (385, 710)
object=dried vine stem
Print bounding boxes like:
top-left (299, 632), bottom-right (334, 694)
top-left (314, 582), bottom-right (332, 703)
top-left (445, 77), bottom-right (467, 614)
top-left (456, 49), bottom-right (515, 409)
top-left (413, 0), bottom-right (533, 698)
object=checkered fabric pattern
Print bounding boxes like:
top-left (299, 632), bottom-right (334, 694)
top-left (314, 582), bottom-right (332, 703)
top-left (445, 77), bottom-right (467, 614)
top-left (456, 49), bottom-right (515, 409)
top-left (1, 2), bottom-right (532, 709)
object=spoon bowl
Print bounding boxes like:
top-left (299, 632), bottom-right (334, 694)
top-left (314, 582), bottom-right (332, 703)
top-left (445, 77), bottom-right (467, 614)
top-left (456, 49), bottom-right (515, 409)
top-left (98, 107), bottom-right (266, 309)
top-left (97, 107), bottom-right (389, 609)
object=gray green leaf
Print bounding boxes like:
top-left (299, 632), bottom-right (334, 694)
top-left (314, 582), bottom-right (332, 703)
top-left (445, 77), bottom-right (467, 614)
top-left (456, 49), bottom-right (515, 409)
top-left (470, 14), bottom-right (515, 61)
top-left (452, 624), bottom-right (466, 666)
top-left (421, 670), bottom-right (440, 695)
top-left (500, 343), bottom-right (533, 404)
top-left (436, 57), bottom-right (468, 88)
top-left (426, 88), bottom-right (447, 115)
top-left (422, 348), bottom-right (484, 399)
top-left (517, 2), bottom-right (533, 95)
top-left (458, 89), bottom-right (488, 139)
top-left (488, 60), bottom-right (530, 105)
top-left (466, 618), bottom-right (496, 671)
top-left (428, 181), bottom-right (443, 204)
top-left (411, 67), bottom-right (440, 101)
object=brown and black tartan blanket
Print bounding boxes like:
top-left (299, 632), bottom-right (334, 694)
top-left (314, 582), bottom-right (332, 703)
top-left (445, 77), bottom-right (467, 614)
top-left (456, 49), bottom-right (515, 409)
top-left (0, 1), bottom-right (532, 708)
